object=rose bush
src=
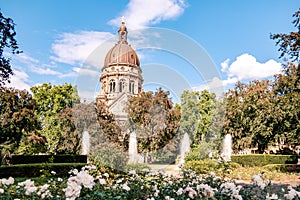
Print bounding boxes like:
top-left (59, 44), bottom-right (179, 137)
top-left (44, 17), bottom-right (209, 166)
top-left (0, 165), bottom-right (299, 199)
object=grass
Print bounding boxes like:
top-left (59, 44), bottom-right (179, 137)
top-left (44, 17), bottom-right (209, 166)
top-left (228, 166), bottom-right (300, 185)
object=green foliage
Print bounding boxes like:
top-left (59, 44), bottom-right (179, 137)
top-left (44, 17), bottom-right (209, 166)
top-left (30, 83), bottom-right (80, 154)
top-left (89, 142), bottom-right (128, 172)
top-left (184, 159), bottom-right (217, 174)
top-left (231, 154), bottom-right (298, 167)
top-left (180, 90), bottom-right (201, 138)
top-left (0, 11), bottom-right (21, 86)
top-left (0, 87), bottom-right (40, 153)
top-left (180, 90), bottom-right (223, 151)
top-left (263, 164), bottom-right (300, 173)
top-left (184, 159), bottom-right (241, 176)
top-left (222, 9), bottom-right (300, 152)
top-left (224, 80), bottom-right (278, 153)
top-left (185, 142), bottom-right (213, 161)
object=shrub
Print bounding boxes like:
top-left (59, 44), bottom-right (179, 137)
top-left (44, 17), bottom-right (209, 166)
top-left (184, 159), bottom-right (218, 174)
top-left (184, 159), bottom-right (241, 176)
top-left (263, 164), bottom-right (300, 173)
top-left (184, 142), bottom-right (213, 162)
top-left (231, 154), bottom-right (298, 167)
top-left (124, 163), bottom-right (150, 173)
top-left (89, 143), bottom-right (128, 173)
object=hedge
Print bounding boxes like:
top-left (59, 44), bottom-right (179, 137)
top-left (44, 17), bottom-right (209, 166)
top-left (231, 154), bottom-right (299, 167)
top-left (8, 155), bottom-right (87, 165)
top-left (0, 163), bottom-right (86, 178)
top-left (263, 164), bottom-right (300, 173)
top-left (183, 159), bottom-right (241, 175)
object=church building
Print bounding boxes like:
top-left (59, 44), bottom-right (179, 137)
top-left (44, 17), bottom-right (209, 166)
top-left (96, 19), bottom-right (143, 122)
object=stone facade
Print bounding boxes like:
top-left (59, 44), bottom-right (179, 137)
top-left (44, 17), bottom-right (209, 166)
top-left (96, 20), bottom-right (143, 122)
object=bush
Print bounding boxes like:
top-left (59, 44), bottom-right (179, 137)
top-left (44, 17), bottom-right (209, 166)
top-left (0, 163), bottom-right (85, 178)
top-left (184, 159), bottom-right (218, 174)
top-left (184, 159), bottom-right (241, 175)
top-left (89, 143), bottom-right (128, 173)
top-left (231, 154), bottom-right (298, 167)
top-left (263, 164), bottom-right (300, 173)
top-left (184, 142), bottom-right (212, 162)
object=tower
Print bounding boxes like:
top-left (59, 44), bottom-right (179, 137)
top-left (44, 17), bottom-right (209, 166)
top-left (96, 19), bottom-right (143, 122)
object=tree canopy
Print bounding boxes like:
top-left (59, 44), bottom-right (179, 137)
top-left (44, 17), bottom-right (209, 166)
top-left (126, 88), bottom-right (181, 155)
top-left (30, 83), bottom-right (80, 153)
top-left (0, 87), bottom-right (39, 153)
top-left (0, 11), bottom-right (21, 86)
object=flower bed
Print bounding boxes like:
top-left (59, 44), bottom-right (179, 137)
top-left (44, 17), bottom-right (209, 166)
top-left (0, 165), bottom-right (299, 199)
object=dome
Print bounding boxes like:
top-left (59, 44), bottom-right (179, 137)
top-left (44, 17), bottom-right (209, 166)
top-left (104, 43), bottom-right (140, 68)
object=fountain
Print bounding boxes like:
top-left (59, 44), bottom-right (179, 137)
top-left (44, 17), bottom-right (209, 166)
top-left (221, 134), bottom-right (232, 162)
top-left (82, 131), bottom-right (90, 155)
top-left (178, 132), bottom-right (190, 166)
top-left (128, 132), bottom-right (139, 163)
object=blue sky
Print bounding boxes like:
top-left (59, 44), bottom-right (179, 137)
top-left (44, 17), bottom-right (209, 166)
top-left (0, 0), bottom-right (298, 101)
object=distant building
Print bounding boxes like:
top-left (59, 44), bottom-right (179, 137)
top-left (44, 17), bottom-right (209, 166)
top-left (96, 19), bottom-right (143, 122)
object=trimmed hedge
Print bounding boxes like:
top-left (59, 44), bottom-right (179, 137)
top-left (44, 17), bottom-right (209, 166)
top-left (0, 163), bottom-right (86, 178)
top-left (183, 159), bottom-right (241, 175)
top-left (263, 164), bottom-right (300, 173)
top-left (10, 155), bottom-right (87, 165)
top-left (231, 154), bottom-right (299, 167)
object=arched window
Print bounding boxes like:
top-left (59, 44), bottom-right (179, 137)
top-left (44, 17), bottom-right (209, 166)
top-left (119, 79), bottom-right (125, 92)
top-left (109, 79), bottom-right (116, 93)
top-left (129, 81), bottom-right (135, 94)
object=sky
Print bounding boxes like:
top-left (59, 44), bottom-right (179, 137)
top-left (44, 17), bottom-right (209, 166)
top-left (0, 0), bottom-right (298, 102)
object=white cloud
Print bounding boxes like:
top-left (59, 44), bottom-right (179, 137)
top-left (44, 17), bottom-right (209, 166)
top-left (14, 53), bottom-right (62, 76)
top-left (192, 77), bottom-right (226, 97)
top-left (51, 31), bottom-right (114, 65)
top-left (6, 69), bottom-right (31, 91)
top-left (16, 53), bottom-right (39, 64)
top-left (30, 66), bottom-right (62, 76)
top-left (109, 0), bottom-right (187, 29)
top-left (221, 53), bottom-right (282, 80)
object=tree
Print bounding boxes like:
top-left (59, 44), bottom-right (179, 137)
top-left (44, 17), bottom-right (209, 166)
top-left (56, 101), bottom-right (112, 155)
top-left (180, 90), bottom-right (201, 141)
top-left (96, 100), bottom-right (123, 148)
top-left (273, 63), bottom-right (300, 146)
top-left (30, 83), bottom-right (80, 153)
top-left (271, 8), bottom-right (300, 147)
top-left (126, 88), bottom-right (181, 160)
top-left (0, 11), bottom-right (21, 86)
top-left (195, 90), bottom-right (217, 144)
top-left (224, 80), bottom-right (278, 153)
top-left (271, 9), bottom-right (300, 62)
top-left (0, 87), bottom-right (39, 153)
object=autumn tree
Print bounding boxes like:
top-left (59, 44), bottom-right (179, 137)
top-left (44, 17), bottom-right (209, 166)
top-left (30, 83), bottom-right (80, 153)
top-left (96, 100), bottom-right (123, 148)
top-left (271, 8), bottom-right (300, 146)
top-left (271, 9), bottom-right (300, 62)
top-left (0, 11), bottom-right (21, 86)
top-left (126, 88), bottom-right (181, 161)
top-left (0, 87), bottom-right (39, 153)
top-left (224, 80), bottom-right (279, 153)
